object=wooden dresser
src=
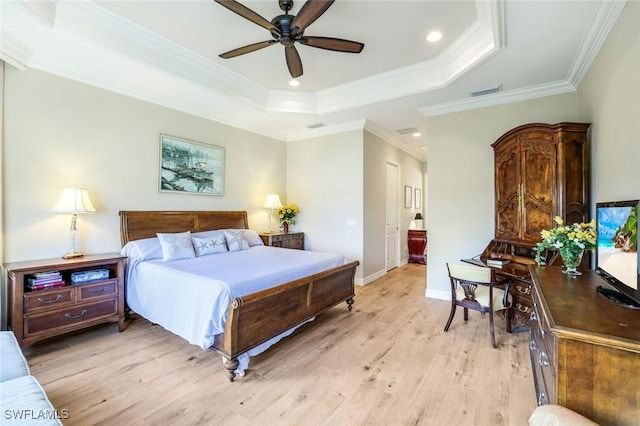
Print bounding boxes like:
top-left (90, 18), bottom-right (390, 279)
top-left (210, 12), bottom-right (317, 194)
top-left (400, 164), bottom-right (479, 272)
top-left (4, 253), bottom-right (126, 346)
top-left (480, 122), bottom-right (591, 327)
top-left (259, 231), bottom-right (304, 250)
top-left (529, 266), bottom-right (640, 425)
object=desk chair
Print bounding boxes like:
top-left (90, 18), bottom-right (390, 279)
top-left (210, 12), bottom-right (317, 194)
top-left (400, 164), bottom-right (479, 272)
top-left (444, 262), bottom-right (513, 348)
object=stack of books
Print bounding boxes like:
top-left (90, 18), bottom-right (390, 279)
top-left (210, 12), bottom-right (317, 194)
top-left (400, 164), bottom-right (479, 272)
top-left (26, 271), bottom-right (65, 290)
top-left (486, 257), bottom-right (510, 268)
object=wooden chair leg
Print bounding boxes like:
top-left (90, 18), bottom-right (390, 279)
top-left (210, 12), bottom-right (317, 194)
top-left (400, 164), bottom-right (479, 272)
top-left (444, 302), bottom-right (457, 332)
top-left (463, 307), bottom-right (468, 321)
top-left (505, 307), bottom-right (512, 333)
top-left (489, 310), bottom-right (497, 348)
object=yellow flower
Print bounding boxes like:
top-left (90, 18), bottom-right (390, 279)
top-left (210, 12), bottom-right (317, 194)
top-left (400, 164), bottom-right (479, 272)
top-left (553, 216), bottom-right (564, 226)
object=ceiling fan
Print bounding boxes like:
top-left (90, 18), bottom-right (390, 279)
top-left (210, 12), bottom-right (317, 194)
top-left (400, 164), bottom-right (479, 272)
top-left (214, 0), bottom-right (365, 78)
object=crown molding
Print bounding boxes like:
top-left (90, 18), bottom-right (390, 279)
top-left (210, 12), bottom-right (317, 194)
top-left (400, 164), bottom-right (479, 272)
top-left (418, 0), bottom-right (623, 118)
top-left (566, 0), bottom-right (627, 88)
top-left (419, 80), bottom-right (576, 118)
top-left (0, 30), bottom-right (32, 70)
top-left (313, 0), bottom-right (505, 115)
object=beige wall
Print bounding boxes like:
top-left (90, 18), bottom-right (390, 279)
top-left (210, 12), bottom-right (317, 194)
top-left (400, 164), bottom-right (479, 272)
top-left (2, 68), bottom-right (287, 262)
top-left (578, 0), bottom-right (640, 204)
top-left (286, 131), bottom-right (364, 279)
top-left (425, 94), bottom-right (581, 299)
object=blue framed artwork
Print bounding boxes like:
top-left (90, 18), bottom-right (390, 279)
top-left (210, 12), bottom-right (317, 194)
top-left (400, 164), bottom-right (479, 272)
top-left (159, 134), bottom-right (225, 196)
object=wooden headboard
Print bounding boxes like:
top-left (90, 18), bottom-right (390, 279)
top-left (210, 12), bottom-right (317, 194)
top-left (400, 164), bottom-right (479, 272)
top-left (119, 210), bottom-right (249, 246)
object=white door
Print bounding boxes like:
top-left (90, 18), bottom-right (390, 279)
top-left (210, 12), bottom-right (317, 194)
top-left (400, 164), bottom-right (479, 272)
top-left (386, 162), bottom-right (399, 271)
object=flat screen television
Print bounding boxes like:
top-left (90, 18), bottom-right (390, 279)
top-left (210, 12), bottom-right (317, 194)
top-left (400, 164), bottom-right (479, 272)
top-left (595, 200), bottom-right (640, 309)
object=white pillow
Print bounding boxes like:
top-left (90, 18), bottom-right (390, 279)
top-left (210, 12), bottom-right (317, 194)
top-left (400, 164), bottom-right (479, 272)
top-left (156, 231), bottom-right (196, 261)
top-left (224, 230), bottom-right (250, 252)
top-left (192, 234), bottom-right (228, 256)
top-left (238, 229), bottom-right (264, 247)
top-left (121, 237), bottom-right (163, 262)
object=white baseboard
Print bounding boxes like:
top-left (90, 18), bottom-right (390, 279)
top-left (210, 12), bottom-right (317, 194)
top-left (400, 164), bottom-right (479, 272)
top-left (425, 288), bottom-right (450, 301)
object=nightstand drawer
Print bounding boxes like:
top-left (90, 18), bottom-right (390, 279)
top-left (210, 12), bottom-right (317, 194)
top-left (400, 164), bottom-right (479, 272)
top-left (287, 233), bottom-right (304, 249)
top-left (77, 280), bottom-right (117, 301)
top-left (260, 232), bottom-right (305, 250)
top-left (24, 287), bottom-right (74, 313)
top-left (24, 299), bottom-right (118, 336)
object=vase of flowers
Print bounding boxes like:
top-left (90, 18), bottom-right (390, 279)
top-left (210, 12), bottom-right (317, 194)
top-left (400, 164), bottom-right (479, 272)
top-left (534, 216), bottom-right (597, 275)
top-left (278, 203), bottom-right (299, 233)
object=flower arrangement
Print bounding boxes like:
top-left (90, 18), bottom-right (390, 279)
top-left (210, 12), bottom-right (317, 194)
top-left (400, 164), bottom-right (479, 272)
top-left (534, 216), bottom-right (597, 270)
top-left (278, 203), bottom-right (299, 225)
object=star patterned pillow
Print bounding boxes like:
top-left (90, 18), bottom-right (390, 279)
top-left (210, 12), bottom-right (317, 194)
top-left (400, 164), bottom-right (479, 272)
top-left (224, 230), bottom-right (250, 252)
top-left (191, 235), bottom-right (228, 256)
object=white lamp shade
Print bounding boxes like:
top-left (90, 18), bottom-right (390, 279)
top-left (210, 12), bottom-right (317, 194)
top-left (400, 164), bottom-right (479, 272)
top-left (263, 194), bottom-right (282, 209)
top-left (51, 188), bottom-right (97, 213)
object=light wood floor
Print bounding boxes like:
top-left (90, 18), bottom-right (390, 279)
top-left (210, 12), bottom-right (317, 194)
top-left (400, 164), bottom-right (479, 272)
top-left (24, 264), bottom-right (536, 425)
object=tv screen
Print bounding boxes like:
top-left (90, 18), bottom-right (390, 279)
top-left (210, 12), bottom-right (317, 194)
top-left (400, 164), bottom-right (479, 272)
top-left (595, 200), bottom-right (639, 307)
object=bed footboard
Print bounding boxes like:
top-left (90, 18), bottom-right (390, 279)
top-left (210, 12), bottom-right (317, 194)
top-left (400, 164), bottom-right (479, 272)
top-left (213, 260), bottom-right (359, 381)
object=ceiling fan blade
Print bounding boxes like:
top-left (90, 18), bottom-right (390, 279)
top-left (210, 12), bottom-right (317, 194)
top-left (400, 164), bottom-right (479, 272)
top-left (291, 0), bottom-right (335, 36)
top-left (285, 45), bottom-right (303, 78)
top-left (299, 36), bottom-right (364, 53)
top-left (214, 0), bottom-right (280, 35)
top-left (219, 40), bottom-right (277, 59)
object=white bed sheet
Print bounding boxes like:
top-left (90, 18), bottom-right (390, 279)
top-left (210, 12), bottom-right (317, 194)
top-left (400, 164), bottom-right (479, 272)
top-left (124, 245), bottom-right (346, 372)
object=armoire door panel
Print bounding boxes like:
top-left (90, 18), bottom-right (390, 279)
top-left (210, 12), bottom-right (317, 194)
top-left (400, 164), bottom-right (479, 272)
top-left (496, 200), bottom-right (520, 239)
top-left (522, 200), bottom-right (555, 242)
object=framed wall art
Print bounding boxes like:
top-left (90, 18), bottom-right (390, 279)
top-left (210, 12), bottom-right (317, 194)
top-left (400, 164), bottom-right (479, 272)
top-left (415, 188), bottom-right (422, 209)
top-left (405, 185), bottom-right (412, 209)
top-left (159, 134), bottom-right (225, 196)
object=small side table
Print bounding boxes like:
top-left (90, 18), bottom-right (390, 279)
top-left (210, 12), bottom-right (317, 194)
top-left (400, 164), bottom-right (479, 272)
top-left (259, 232), bottom-right (304, 250)
top-left (408, 229), bottom-right (427, 264)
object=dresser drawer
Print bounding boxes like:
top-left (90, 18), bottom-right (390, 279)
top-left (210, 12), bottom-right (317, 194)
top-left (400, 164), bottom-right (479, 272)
top-left (24, 299), bottom-right (118, 336)
top-left (77, 280), bottom-right (117, 301)
top-left (23, 287), bottom-right (74, 313)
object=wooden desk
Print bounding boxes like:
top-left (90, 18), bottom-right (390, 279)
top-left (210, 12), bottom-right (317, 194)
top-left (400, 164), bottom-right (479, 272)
top-left (529, 266), bottom-right (640, 425)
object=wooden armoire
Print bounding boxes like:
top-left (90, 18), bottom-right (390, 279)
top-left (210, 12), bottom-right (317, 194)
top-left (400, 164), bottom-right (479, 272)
top-left (481, 122), bottom-right (590, 327)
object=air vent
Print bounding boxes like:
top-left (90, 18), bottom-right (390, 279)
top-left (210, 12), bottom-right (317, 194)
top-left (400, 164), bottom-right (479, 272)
top-left (396, 127), bottom-right (419, 135)
top-left (306, 122), bottom-right (325, 129)
top-left (470, 84), bottom-right (502, 97)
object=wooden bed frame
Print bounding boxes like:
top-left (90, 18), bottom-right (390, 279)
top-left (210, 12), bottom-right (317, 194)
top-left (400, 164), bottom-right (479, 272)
top-left (119, 210), bottom-right (359, 381)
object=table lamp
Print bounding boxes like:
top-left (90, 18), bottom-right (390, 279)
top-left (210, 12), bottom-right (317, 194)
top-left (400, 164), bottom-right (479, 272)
top-left (51, 187), bottom-right (96, 259)
top-left (263, 193), bottom-right (282, 233)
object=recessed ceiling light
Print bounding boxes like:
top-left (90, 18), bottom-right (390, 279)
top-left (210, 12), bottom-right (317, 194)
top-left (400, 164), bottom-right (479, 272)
top-left (426, 31), bottom-right (442, 42)
top-left (289, 79), bottom-right (300, 87)
top-left (412, 132), bottom-right (422, 137)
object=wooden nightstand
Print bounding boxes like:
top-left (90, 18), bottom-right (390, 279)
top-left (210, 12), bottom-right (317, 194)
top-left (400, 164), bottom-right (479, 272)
top-left (4, 253), bottom-right (126, 346)
top-left (259, 232), bottom-right (304, 250)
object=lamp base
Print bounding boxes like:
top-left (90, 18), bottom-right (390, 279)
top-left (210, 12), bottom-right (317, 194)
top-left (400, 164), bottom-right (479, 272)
top-left (62, 252), bottom-right (84, 260)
